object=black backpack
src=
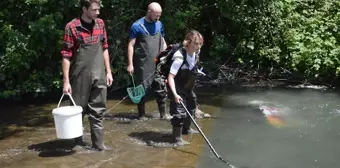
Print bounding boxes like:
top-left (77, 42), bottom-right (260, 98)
top-left (154, 43), bottom-right (187, 78)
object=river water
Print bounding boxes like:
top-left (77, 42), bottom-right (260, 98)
top-left (1, 86), bottom-right (340, 168)
top-left (197, 87), bottom-right (340, 168)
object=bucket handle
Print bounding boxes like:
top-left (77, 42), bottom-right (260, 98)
top-left (57, 93), bottom-right (77, 108)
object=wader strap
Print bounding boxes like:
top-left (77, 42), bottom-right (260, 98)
top-left (138, 20), bottom-right (162, 36)
top-left (138, 21), bottom-right (150, 35)
top-left (138, 20), bottom-right (163, 52)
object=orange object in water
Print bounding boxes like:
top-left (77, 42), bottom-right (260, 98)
top-left (266, 115), bottom-right (285, 127)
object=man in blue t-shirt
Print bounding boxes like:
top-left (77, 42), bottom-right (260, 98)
top-left (127, 2), bottom-right (169, 120)
top-left (129, 16), bottom-right (165, 39)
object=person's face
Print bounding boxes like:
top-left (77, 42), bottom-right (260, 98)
top-left (83, 2), bottom-right (100, 20)
top-left (148, 9), bottom-right (162, 22)
top-left (188, 37), bottom-right (203, 52)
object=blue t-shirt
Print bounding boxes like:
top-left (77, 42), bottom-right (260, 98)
top-left (129, 17), bottom-right (165, 39)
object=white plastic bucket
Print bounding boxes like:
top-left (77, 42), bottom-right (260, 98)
top-left (52, 93), bottom-right (83, 139)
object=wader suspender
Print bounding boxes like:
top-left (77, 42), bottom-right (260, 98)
top-left (138, 19), bottom-right (162, 51)
top-left (179, 49), bottom-right (199, 71)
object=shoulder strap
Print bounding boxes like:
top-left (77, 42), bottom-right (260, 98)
top-left (178, 48), bottom-right (188, 68)
top-left (179, 48), bottom-right (200, 70)
top-left (157, 21), bottom-right (162, 33)
top-left (193, 53), bottom-right (200, 70)
top-left (195, 52), bottom-right (199, 64)
top-left (138, 18), bottom-right (150, 35)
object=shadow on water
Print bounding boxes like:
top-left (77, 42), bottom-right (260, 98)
top-left (104, 112), bottom-right (139, 121)
top-left (27, 139), bottom-right (76, 157)
top-left (128, 131), bottom-right (173, 146)
top-left (0, 91), bottom-right (77, 140)
top-left (0, 101), bottom-right (55, 140)
top-left (104, 112), bottom-right (159, 124)
top-left (128, 131), bottom-right (200, 157)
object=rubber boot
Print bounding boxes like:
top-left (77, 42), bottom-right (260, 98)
top-left (91, 128), bottom-right (112, 151)
top-left (158, 102), bottom-right (166, 119)
top-left (182, 118), bottom-right (199, 135)
top-left (137, 98), bottom-right (147, 120)
top-left (172, 126), bottom-right (190, 146)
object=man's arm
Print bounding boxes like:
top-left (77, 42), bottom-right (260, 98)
top-left (103, 49), bottom-right (111, 74)
top-left (102, 22), bottom-right (113, 86)
top-left (160, 22), bottom-right (167, 51)
top-left (60, 24), bottom-right (74, 94)
top-left (127, 38), bottom-right (136, 66)
top-left (127, 38), bottom-right (136, 75)
top-left (62, 58), bottom-right (71, 84)
top-left (102, 23), bottom-right (111, 74)
top-left (103, 48), bottom-right (113, 86)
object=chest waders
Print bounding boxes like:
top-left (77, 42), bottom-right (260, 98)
top-left (70, 37), bottom-right (108, 151)
top-left (133, 21), bottom-right (166, 118)
top-left (169, 57), bottom-right (199, 146)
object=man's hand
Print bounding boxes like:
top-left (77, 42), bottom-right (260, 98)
top-left (127, 64), bottom-right (134, 75)
top-left (63, 82), bottom-right (72, 94)
top-left (106, 73), bottom-right (113, 87)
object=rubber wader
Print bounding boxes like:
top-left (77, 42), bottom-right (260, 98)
top-left (133, 20), bottom-right (165, 119)
top-left (172, 126), bottom-right (190, 146)
top-left (70, 37), bottom-right (111, 151)
top-left (170, 59), bottom-right (200, 145)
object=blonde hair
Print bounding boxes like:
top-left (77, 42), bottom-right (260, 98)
top-left (182, 30), bottom-right (204, 46)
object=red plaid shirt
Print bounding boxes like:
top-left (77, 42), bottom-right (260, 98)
top-left (61, 18), bottom-right (108, 58)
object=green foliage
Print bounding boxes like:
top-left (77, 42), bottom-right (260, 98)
top-left (283, 0), bottom-right (340, 77)
top-left (0, 0), bottom-right (339, 99)
top-left (211, 0), bottom-right (339, 79)
top-left (209, 34), bottom-right (232, 63)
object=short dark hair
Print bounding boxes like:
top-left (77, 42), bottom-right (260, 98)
top-left (80, 0), bottom-right (100, 9)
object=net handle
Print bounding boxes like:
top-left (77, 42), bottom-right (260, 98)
top-left (130, 74), bottom-right (136, 89)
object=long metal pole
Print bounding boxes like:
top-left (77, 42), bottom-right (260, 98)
top-left (180, 101), bottom-right (236, 168)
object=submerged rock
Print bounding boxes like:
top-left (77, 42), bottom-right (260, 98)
top-left (195, 107), bottom-right (211, 119)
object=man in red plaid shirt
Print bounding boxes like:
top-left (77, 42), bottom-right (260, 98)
top-left (61, 0), bottom-right (113, 151)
